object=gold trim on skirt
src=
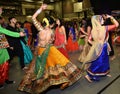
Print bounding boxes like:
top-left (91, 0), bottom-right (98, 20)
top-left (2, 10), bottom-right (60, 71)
top-left (18, 46), bottom-right (81, 94)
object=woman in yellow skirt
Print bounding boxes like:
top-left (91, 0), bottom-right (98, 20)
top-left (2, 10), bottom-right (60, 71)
top-left (18, 4), bottom-right (81, 94)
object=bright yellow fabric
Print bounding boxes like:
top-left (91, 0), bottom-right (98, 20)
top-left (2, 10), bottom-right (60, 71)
top-left (38, 46), bottom-right (69, 69)
top-left (42, 18), bottom-right (49, 27)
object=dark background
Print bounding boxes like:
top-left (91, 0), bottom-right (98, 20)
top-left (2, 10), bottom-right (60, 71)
top-left (90, 0), bottom-right (120, 14)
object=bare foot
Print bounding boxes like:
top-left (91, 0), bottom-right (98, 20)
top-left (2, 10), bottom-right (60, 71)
top-left (85, 75), bottom-right (92, 83)
top-left (22, 67), bottom-right (28, 71)
top-left (110, 55), bottom-right (116, 61)
top-left (107, 74), bottom-right (112, 77)
top-left (60, 82), bottom-right (69, 90)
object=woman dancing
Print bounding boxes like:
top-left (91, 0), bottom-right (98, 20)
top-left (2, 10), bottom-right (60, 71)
top-left (82, 15), bottom-right (119, 82)
top-left (18, 4), bottom-right (81, 94)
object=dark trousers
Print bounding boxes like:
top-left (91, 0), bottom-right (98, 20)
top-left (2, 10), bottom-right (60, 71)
top-left (7, 42), bottom-right (25, 69)
top-left (108, 32), bottom-right (114, 56)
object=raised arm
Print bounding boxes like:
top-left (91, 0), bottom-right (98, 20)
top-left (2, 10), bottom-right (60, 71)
top-left (32, 4), bottom-right (47, 31)
top-left (107, 15), bottom-right (119, 31)
top-left (80, 28), bottom-right (88, 35)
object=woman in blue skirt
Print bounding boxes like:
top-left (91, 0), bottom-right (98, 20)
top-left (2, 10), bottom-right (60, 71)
top-left (82, 15), bottom-right (119, 82)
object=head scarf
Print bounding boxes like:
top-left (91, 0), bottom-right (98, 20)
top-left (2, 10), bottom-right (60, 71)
top-left (91, 15), bottom-right (106, 43)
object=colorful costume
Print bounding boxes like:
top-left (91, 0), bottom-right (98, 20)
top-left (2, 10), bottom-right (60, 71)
top-left (0, 25), bottom-right (20, 85)
top-left (82, 15), bottom-right (117, 81)
top-left (66, 27), bottom-right (79, 52)
top-left (18, 18), bottom-right (81, 94)
top-left (24, 22), bottom-right (32, 46)
top-left (17, 27), bottom-right (33, 64)
top-left (54, 27), bottom-right (69, 58)
top-left (78, 34), bottom-right (91, 63)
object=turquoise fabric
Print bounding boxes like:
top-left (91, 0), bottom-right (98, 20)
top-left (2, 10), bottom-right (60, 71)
top-left (35, 44), bottom-right (50, 79)
top-left (20, 41), bottom-right (33, 64)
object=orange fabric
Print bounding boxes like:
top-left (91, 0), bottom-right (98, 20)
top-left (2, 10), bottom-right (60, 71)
top-left (66, 37), bottom-right (79, 52)
top-left (0, 61), bottom-right (9, 84)
top-left (38, 46), bottom-right (69, 69)
top-left (24, 23), bottom-right (32, 46)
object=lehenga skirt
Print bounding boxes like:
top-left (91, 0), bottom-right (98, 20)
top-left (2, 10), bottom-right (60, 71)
top-left (57, 47), bottom-right (69, 59)
top-left (0, 61), bottom-right (9, 85)
top-left (18, 46), bottom-right (81, 94)
top-left (66, 37), bottom-right (79, 52)
top-left (86, 43), bottom-right (110, 81)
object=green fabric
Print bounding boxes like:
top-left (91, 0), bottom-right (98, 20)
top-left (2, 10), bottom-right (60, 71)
top-left (78, 38), bottom-right (85, 45)
top-left (0, 49), bottom-right (9, 64)
top-left (0, 25), bottom-right (20, 65)
top-left (35, 44), bottom-right (51, 79)
top-left (0, 25), bottom-right (20, 37)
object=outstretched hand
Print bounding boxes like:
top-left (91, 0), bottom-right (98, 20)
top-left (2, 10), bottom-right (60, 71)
top-left (19, 32), bottom-right (25, 37)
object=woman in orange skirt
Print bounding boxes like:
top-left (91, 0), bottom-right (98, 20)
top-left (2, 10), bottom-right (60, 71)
top-left (18, 4), bottom-right (81, 94)
top-left (66, 22), bottom-right (79, 53)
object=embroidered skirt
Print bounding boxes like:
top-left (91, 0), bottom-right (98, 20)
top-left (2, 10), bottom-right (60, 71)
top-left (86, 43), bottom-right (110, 81)
top-left (18, 46), bottom-right (81, 94)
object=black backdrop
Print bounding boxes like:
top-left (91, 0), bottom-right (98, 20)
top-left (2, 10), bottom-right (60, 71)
top-left (90, 0), bottom-right (120, 14)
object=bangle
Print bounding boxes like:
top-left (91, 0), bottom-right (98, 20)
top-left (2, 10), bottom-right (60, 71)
top-left (36, 8), bottom-right (42, 14)
top-left (110, 17), bottom-right (114, 20)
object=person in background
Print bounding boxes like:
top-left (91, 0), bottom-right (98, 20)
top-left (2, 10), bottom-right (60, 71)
top-left (54, 18), bottom-right (69, 58)
top-left (5, 17), bottom-right (27, 70)
top-left (102, 14), bottom-right (116, 60)
top-left (16, 21), bottom-right (33, 64)
top-left (66, 22), bottom-right (79, 53)
top-left (78, 18), bottom-right (92, 64)
top-left (23, 21), bottom-right (32, 46)
top-left (77, 18), bottom-right (87, 52)
top-left (31, 23), bottom-right (39, 51)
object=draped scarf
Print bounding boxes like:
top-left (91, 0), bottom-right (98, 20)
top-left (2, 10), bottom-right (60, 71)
top-left (34, 44), bottom-right (50, 79)
top-left (82, 15), bottom-right (108, 65)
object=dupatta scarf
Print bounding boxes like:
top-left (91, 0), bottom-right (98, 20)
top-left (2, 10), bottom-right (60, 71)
top-left (83, 15), bottom-right (108, 64)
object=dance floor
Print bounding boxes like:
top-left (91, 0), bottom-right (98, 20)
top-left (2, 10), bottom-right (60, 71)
top-left (0, 45), bottom-right (120, 94)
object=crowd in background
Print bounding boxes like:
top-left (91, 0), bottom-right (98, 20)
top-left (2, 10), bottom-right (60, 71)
top-left (0, 4), bottom-right (120, 94)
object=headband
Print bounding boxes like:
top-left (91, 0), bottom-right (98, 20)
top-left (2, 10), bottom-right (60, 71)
top-left (42, 18), bottom-right (49, 27)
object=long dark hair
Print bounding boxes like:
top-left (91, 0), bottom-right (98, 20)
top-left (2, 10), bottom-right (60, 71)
top-left (57, 18), bottom-right (64, 27)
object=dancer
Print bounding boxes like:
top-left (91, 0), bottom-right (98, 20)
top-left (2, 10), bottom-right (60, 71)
top-left (16, 21), bottom-right (33, 64)
top-left (78, 18), bottom-right (92, 63)
top-left (82, 15), bottom-right (119, 82)
top-left (18, 4), bottom-right (81, 94)
top-left (0, 7), bottom-right (25, 89)
top-left (102, 14), bottom-right (116, 60)
top-left (5, 17), bottom-right (26, 70)
top-left (77, 18), bottom-right (87, 51)
top-left (66, 22), bottom-right (79, 53)
top-left (54, 18), bottom-right (69, 58)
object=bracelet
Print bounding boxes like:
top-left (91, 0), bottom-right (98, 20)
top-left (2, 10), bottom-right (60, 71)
top-left (36, 8), bottom-right (42, 14)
